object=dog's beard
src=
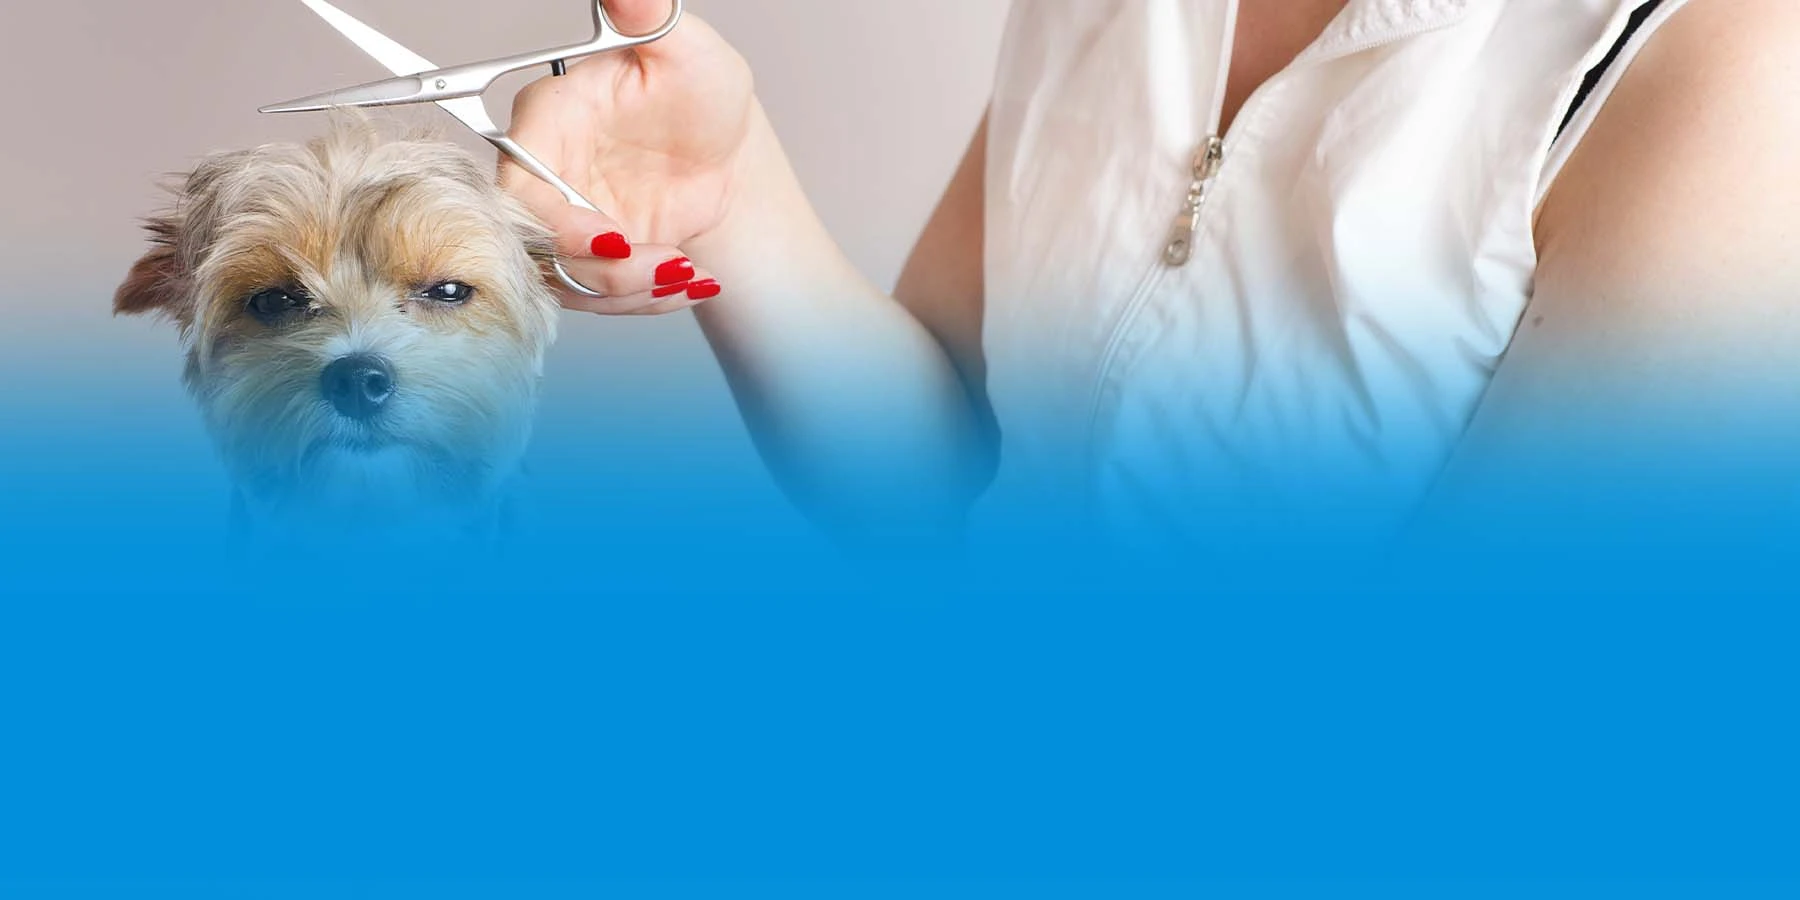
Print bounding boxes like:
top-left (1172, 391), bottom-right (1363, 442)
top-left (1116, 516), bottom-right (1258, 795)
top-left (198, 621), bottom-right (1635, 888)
top-left (238, 429), bottom-right (513, 535)
top-left (225, 429), bottom-right (522, 551)
top-left (187, 302), bottom-right (549, 552)
top-left (198, 349), bottom-right (537, 540)
top-left (295, 433), bottom-right (483, 516)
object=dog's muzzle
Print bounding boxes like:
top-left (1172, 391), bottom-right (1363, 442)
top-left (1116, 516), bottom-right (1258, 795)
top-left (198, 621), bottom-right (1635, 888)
top-left (321, 353), bottom-right (395, 420)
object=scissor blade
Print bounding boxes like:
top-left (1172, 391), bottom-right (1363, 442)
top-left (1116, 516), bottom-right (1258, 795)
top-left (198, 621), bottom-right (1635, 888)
top-left (262, 0), bottom-right (503, 135)
top-left (258, 75), bottom-right (428, 114)
top-left (259, 0), bottom-right (443, 113)
top-left (299, 0), bottom-right (436, 76)
top-left (259, 0), bottom-right (441, 113)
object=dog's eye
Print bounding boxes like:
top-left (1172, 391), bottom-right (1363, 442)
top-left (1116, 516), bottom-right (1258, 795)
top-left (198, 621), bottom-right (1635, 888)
top-left (247, 287), bottom-right (307, 324)
top-left (421, 281), bottom-right (475, 304)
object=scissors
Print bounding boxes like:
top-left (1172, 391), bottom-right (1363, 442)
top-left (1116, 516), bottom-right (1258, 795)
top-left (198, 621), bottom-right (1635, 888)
top-left (261, 0), bottom-right (685, 298)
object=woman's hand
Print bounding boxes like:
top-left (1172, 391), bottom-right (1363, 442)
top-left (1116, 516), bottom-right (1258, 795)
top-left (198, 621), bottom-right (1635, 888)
top-left (501, 0), bottom-right (757, 315)
top-left (502, 0), bottom-right (989, 538)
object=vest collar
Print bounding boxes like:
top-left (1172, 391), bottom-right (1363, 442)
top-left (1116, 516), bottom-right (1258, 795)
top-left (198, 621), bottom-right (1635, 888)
top-left (1300, 0), bottom-right (1478, 62)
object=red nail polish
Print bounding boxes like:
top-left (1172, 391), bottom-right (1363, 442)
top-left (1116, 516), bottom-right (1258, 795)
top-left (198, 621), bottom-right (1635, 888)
top-left (655, 257), bottom-right (695, 286)
top-left (590, 232), bottom-right (632, 259)
top-left (686, 279), bottom-right (722, 301)
top-left (653, 281), bottom-right (691, 299)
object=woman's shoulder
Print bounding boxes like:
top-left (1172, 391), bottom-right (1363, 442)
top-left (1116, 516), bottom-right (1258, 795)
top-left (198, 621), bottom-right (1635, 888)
top-left (1538, 0), bottom-right (1800, 251)
top-left (1432, 0), bottom-right (1800, 516)
top-left (1641, 0), bottom-right (1800, 98)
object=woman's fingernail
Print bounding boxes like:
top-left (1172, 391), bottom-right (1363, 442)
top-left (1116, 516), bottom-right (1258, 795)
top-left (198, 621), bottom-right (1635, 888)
top-left (590, 232), bottom-right (632, 259)
top-left (686, 279), bottom-right (722, 301)
top-left (655, 257), bottom-right (695, 286)
top-left (653, 281), bottom-right (691, 299)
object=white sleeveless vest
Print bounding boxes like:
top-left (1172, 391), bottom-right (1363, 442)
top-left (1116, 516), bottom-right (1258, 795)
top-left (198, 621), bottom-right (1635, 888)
top-left (973, 0), bottom-right (1690, 550)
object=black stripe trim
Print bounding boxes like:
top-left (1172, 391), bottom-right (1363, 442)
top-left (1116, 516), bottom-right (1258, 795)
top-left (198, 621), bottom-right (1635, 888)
top-left (1557, 0), bottom-right (1666, 140)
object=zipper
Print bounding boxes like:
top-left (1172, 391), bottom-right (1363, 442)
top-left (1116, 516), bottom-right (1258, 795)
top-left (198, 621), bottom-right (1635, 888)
top-left (1078, 131), bottom-right (1229, 500)
top-left (1161, 135), bottom-right (1226, 267)
top-left (1076, 3), bottom-right (1241, 525)
top-left (1082, 0), bottom-right (1242, 475)
top-left (1162, 0), bottom-right (1239, 268)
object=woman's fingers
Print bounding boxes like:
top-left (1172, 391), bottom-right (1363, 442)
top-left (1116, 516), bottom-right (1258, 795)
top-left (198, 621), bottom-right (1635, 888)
top-left (552, 244), bottom-right (720, 312)
top-left (501, 171), bottom-right (724, 315)
top-left (559, 262), bottom-right (724, 317)
top-left (505, 172), bottom-right (637, 261)
top-left (534, 202), bottom-right (725, 313)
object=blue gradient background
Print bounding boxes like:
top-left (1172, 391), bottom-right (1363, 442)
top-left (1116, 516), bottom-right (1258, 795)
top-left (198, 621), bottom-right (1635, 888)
top-left (4, 327), bottom-right (1800, 899)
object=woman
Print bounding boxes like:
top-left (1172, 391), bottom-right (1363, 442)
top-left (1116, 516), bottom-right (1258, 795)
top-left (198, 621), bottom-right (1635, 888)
top-left (501, 0), bottom-right (1800, 552)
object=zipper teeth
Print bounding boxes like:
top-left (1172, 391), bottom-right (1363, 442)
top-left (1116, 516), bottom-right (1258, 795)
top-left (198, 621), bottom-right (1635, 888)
top-left (1077, 140), bottom-right (1217, 464)
top-left (1086, 138), bottom-right (1221, 421)
top-left (1083, 261), bottom-right (1173, 453)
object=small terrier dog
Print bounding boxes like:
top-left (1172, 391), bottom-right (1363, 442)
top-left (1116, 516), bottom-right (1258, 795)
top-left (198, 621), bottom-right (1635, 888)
top-left (115, 120), bottom-right (560, 551)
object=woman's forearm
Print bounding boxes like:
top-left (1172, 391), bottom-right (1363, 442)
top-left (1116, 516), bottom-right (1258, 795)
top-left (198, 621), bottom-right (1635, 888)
top-left (686, 105), bottom-right (987, 540)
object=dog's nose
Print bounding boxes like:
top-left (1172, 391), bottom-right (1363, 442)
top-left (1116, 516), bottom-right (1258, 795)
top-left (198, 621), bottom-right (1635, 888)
top-left (320, 353), bottom-right (395, 420)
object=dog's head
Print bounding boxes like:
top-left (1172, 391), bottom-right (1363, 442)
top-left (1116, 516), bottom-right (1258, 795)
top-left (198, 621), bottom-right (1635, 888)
top-left (116, 120), bottom-right (560, 527)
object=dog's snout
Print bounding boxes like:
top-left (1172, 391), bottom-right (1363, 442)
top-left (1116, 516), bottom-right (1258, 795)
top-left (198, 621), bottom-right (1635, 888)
top-left (321, 353), bottom-right (395, 420)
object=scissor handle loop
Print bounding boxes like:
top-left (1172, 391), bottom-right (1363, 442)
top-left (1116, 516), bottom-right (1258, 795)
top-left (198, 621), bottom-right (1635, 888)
top-left (588, 0), bottom-right (684, 54)
top-left (553, 260), bottom-right (609, 298)
top-left (501, 1), bottom-right (685, 300)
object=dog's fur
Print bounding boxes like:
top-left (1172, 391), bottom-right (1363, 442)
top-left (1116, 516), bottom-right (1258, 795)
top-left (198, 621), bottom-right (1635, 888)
top-left (115, 120), bottom-right (560, 548)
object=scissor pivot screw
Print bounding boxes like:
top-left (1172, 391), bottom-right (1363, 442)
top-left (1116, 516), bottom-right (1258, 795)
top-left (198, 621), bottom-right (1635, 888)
top-left (435, 78), bottom-right (447, 89)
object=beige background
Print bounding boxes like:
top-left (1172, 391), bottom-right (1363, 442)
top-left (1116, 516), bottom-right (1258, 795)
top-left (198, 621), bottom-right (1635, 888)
top-left (0, 0), bottom-right (1010, 520)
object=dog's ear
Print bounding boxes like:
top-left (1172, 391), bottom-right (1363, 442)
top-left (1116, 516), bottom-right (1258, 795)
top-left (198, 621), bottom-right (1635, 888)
top-left (115, 151), bottom-right (253, 329)
top-left (114, 216), bottom-right (191, 324)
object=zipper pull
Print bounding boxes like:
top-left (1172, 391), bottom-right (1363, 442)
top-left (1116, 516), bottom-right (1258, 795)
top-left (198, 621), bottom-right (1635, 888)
top-left (1162, 135), bottom-right (1225, 267)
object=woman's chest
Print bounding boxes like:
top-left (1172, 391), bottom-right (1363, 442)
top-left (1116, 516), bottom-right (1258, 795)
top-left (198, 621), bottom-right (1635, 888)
top-left (976, 0), bottom-right (1634, 532)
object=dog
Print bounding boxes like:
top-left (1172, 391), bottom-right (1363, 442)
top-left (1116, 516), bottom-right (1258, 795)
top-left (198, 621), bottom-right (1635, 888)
top-left (114, 120), bottom-right (560, 552)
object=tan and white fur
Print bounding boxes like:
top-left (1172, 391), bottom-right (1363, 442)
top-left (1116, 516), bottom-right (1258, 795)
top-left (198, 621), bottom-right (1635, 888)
top-left (114, 119), bottom-right (560, 550)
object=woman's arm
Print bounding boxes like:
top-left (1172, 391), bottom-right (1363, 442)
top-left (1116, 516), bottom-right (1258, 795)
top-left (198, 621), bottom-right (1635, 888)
top-left (1423, 0), bottom-right (1800, 531)
top-left (501, 0), bottom-right (994, 543)
top-left (686, 109), bottom-right (992, 542)
top-left (893, 117), bottom-right (998, 491)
